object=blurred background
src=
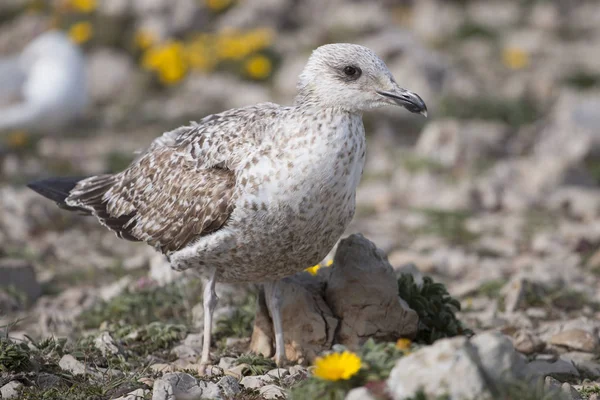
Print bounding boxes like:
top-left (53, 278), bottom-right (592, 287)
top-left (0, 0), bottom-right (599, 373)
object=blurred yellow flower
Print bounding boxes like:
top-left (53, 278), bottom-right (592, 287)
top-left (69, 22), bottom-right (93, 44)
top-left (69, 0), bottom-right (97, 13)
top-left (244, 55), bottom-right (272, 80)
top-left (135, 30), bottom-right (156, 50)
top-left (6, 131), bottom-right (29, 148)
top-left (396, 338), bottom-right (412, 351)
top-left (502, 47), bottom-right (529, 70)
top-left (142, 41), bottom-right (188, 85)
top-left (314, 351), bottom-right (362, 381)
top-left (205, 0), bottom-right (233, 11)
top-left (305, 259), bottom-right (333, 275)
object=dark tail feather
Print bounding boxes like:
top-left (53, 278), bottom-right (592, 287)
top-left (27, 176), bottom-right (89, 212)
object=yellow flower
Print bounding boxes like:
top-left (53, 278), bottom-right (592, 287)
top-left (396, 338), bottom-right (412, 351)
top-left (244, 55), bottom-right (272, 80)
top-left (502, 47), bottom-right (529, 70)
top-left (325, 259), bottom-right (334, 267)
top-left (142, 41), bottom-right (188, 85)
top-left (205, 0), bottom-right (233, 11)
top-left (69, 0), bottom-right (97, 13)
top-left (305, 264), bottom-right (321, 276)
top-left (314, 351), bottom-right (362, 381)
top-left (68, 21), bottom-right (93, 44)
top-left (134, 30), bottom-right (156, 50)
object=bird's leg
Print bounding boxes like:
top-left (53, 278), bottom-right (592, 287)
top-left (199, 268), bottom-right (218, 373)
top-left (265, 281), bottom-right (287, 366)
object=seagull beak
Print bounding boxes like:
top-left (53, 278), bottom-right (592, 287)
top-left (377, 88), bottom-right (428, 117)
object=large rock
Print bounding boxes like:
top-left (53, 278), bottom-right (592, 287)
top-left (325, 234), bottom-right (419, 348)
top-left (250, 274), bottom-right (338, 364)
top-left (387, 332), bottom-right (531, 400)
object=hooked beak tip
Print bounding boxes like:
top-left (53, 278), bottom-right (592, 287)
top-left (377, 89), bottom-right (428, 116)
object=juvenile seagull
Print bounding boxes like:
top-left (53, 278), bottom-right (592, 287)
top-left (28, 44), bottom-right (426, 368)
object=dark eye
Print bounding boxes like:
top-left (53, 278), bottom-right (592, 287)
top-left (343, 65), bottom-right (361, 78)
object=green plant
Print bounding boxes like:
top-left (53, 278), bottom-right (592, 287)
top-left (234, 353), bottom-right (276, 376)
top-left (0, 336), bottom-right (32, 373)
top-left (214, 293), bottom-right (256, 341)
top-left (398, 274), bottom-right (473, 343)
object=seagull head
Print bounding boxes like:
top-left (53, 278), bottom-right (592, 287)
top-left (296, 43), bottom-right (427, 116)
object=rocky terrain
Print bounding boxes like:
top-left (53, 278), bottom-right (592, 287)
top-left (1, 0), bottom-right (600, 399)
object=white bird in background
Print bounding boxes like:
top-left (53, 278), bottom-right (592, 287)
top-left (0, 30), bottom-right (88, 134)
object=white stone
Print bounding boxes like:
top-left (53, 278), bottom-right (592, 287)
top-left (345, 387), bottom-right (376, 400)
top-left (0, 381), bottom-right (23, 399)
top-left (59, 354), bottom-right (88, 376)
top-left (152, 372), bottom-right (222, 400)
top-left (258, 384), bottom-right (287, 399)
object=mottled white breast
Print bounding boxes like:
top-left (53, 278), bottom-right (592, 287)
top-left (171, 108), bottom-right (367, 282)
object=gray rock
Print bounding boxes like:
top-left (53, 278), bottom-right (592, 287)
top-left (113, 388), bottom-right (148, 400)
top-left (94, 331), bottom-right (120, 356)
top-left (387, 336), bottom-right (490, 400)
top-left (325, 234), bottom-right (419, 349)
top-left (240, 375), bottom-right (273, 389)
top-left (0, 258), bottom-right (41, 304)
top-left (59, 354), bottom-right (88, 376)
top-left (258, 384), bottom-right (287, 399)
top-left (528, 359), bottom-right (580, 381)
top-left (471, 332), bottom-right (530, 382)
top-left (217, 375), bottom-right (241, 397)
top-left (345, 387), bottom-right (377, 400)
top-left (387, 332), bottom-right (533, 400)
top-left (562, 383), bottom-right (583, 400)
top-left (152, 372), bottom-right (222, 400)
top-left (0, 381), bottom-right (23, 399)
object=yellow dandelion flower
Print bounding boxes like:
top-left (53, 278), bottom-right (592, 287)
top-left (6, 131), bottom-right (29, 148)
top-left (396, 338), bottom-right (412, 351)
top-left (205, 0), bottom-right (233, 11)
top-left (68, 21), bottom-right (93, 44)
top-left (314, 351), bottom-right (362, 381)
top-left (69, 0), bottom-right (97, 13)
top-left (502, 47), bottom-right (529, 70)
top-left (244, 55), bottom-right (272, 80)
top-left (305, 264), bottom-right (321, 276)
top-left (134, 30), bottom-right (156, 50)
top-left (142, 41), bottom-right (188, 85)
